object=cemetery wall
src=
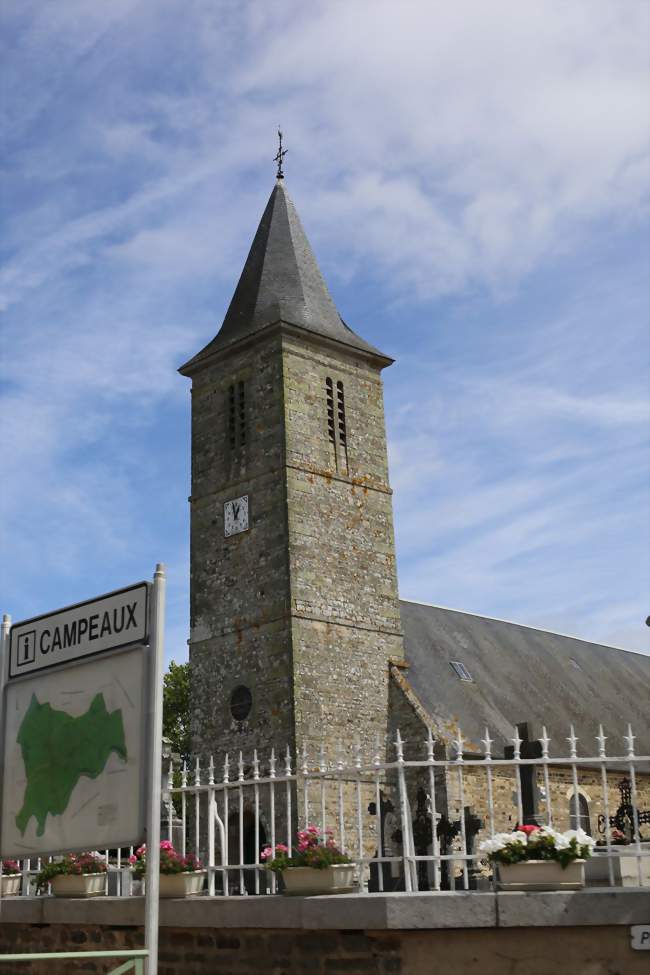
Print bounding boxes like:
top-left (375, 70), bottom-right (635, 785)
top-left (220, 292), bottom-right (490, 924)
top-left (0, 891), bottom-right (647, 975)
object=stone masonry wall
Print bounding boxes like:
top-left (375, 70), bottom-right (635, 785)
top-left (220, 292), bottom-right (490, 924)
top-left (186, 326), bottom-right (405, 861)
top-left (188, 329), bottom-right (405, 769)
top-left (459, 767), bottom-right (650, 844)
top-left (0, 921), bottom-right (646, 975)
top-left (388, 673), bottom-right (650, 884)
top-left (282, 334), bottom-right (404, 763)
top-left (446, 765), bottom-right (650, 884)
top-left (188, 332), bottom-right (294, 763)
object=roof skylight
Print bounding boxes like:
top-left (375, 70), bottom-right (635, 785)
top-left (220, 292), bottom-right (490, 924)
top-left (450, 660), bottom-right (473, 682)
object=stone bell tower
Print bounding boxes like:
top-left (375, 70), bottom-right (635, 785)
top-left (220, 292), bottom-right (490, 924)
top-left (179, 178), bottom-right (404, 766)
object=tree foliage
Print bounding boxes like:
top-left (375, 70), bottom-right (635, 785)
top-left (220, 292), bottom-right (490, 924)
top-left (162, 661), bottom-right (191, 766)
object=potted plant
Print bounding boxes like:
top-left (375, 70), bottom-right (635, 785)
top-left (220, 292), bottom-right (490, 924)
top-left (35, 853), bottom-right (107, 897)
top-left (262, 825), bottom-right (355, 895)
top-left (130, 840), bottom-right (204, 897)
top-left (479, 825), bottom-right (595, 890)
top-left (1, 859), bottom-right (22, 897)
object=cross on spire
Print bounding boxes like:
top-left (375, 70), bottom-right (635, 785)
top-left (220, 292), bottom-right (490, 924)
top-left (274, 127), bottom-right (287, 180)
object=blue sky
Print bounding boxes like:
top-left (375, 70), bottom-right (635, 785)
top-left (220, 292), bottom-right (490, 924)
top-left (1, 0), bottom-right (649, 662)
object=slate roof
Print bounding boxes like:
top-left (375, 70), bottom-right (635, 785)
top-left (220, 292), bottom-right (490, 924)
top-left (180, 180), bottom-right (388, 373)
top-left (399, 600), bottom-right (650, 755)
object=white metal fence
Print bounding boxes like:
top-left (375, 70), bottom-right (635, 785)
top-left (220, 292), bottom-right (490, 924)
top-left (9, 723), bottom-right (650, 896)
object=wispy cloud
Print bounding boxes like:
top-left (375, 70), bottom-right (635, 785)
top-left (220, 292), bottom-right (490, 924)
top-left (389, 269), bottom-right (650, 651)
top-left (1, 0), bottom-right (648, 658)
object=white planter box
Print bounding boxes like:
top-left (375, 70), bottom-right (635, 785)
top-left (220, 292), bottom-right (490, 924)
top-left (586, 850), bottom-right (650, 887)
top-left (158, 871), bottom-right (205, 898)
top-left (498, 859), bottom-right (585, 891)
top-left (0, 874), bottom-right (21, 896)
top-left (281, 864), bottom-right (356, 896)
top-left (51, 873), bottom-right (107, 897)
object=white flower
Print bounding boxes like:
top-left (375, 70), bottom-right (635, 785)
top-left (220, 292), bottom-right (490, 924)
top-left (537, 826), bottom-right (561, 843)
top-left (510, 831), bottom-right (529, 845)
top-left (565, 829), bottom-right (595, 849)
top-left (479, 833), bottom-right (512, 854)
top-left (480, 825), bottom-right (595, 861)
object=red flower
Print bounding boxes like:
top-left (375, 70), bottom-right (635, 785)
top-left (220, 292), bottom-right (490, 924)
top-left (517, 824), bottom-right (540, 835)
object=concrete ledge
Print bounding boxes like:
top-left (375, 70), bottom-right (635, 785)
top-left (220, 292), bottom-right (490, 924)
top-left (386, 892), bottom-right (497, 929)
top-left (496, 888), bottom-right (650, 927)
top-left (0, 889), bottom-right (648, 930)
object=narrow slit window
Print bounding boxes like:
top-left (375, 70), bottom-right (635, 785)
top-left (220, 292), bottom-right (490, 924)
top-left (336, 380), bottom-right (347, 446)
top-left (326, 377), bottom-right (335, 444)
top-left (227, 380), bottom-right (247, 451)
top-left (228, 385), bottom-right (236, 448)
top-left (238, 381), bottom-right (246, 446)
top-left (450, 660), bottom-right (473, 682)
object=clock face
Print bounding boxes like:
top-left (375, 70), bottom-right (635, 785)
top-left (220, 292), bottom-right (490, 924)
top-left (224, 495), bottom-right (249, 537)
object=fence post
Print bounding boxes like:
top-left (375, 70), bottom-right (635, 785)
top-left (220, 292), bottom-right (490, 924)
top-left (395, 730), bottom-right (416, 892)
top-left (625, 724), bottom-right (644, 887)
top-left (596, 726), bottom-right (615, 887)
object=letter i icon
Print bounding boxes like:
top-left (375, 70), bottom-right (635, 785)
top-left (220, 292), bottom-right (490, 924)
top-left (18, 631), bottom-right (36, 666)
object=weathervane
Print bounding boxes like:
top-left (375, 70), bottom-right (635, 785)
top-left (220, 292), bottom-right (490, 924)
top-left (274, 127), bottom-right (287, 180)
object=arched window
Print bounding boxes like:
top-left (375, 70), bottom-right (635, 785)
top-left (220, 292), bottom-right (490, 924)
top-left (569, 793), bottom-right (591, 834)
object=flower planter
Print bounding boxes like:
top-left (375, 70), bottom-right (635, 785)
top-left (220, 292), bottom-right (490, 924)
top-left (281, 864), bottom-right (356, 896)
top-left (0, 874), bottom-right (21, 897)
top-left (50, 873), bottom-right (107, 897)
top-left (158, 870), bottom-right (205, 898)
top-left (498, 859), bottom-right (585, 891)
top-left (586, 848), bottom-right (650, 887)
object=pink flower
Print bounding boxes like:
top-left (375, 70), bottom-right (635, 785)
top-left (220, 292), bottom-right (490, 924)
top-left (128, 855), bottom-right (137, 865)
top-left (160, 840), bottom-right (174, 851)
top-left (307, 825), bottom-right (320, 835)
top-left (261, 843), bottom-right (289, 861)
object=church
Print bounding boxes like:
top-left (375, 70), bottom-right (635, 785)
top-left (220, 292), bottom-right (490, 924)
top-left (178, 174), bottom-right (650, 849)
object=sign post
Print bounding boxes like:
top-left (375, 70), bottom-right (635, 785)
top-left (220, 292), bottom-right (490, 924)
top-left (0, 565), bottom-right (166, 975)
top-left (144, 564), bottom-right (166, 975)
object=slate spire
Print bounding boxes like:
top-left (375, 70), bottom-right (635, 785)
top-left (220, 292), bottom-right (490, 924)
top-left (180, 180), bottom-right (389, 373)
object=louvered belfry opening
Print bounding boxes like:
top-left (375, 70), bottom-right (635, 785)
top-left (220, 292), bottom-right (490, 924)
top-left (228, 380), bottom-right (247, 452)
top-left (336, 380), bottom-right (347, 447)
top-left (325, 375), bottom-right (348, 471)
top-left (326, 377), bottom-right (335, 444)
top-left (238, 380), bottom-right (246, 446)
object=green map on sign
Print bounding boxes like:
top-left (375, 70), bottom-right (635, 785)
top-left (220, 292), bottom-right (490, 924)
top-left (15, 693), bottom-right (128, 837)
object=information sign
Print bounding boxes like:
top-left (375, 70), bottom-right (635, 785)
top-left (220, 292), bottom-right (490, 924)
top-left (0, 568), bottom-right (165, 974)
top-left (1, 583), bottom-right (150, 858)
top-left (8, 583), bottom-right (148, 679)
